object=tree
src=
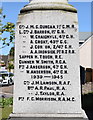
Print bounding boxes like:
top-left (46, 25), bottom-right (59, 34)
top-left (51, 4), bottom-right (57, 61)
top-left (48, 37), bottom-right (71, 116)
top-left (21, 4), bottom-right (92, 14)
top-left (8, 62), bottom-right (14, 72)
top-left (9, 47), bottom-right (14, 57)
top-left (0, 8), bottom-right (15, 49)
top-left (7, 47), bottom-right (15, 72)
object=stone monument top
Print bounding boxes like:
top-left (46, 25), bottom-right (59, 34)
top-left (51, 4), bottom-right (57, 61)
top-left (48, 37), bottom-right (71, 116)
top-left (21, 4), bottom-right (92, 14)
top-left (30, 0), bottom-right (68, 3)
top-left (21, 0), bottom-right (76, 13)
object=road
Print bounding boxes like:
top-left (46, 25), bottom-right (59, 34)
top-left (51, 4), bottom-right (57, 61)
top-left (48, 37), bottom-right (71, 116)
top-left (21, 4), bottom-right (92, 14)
top-left (0, 85), bottom-right (13, 98)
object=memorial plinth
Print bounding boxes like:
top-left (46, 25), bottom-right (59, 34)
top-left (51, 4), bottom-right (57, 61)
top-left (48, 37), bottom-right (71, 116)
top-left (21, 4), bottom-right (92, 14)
top-left (9, 0), bottom-right (88, 120)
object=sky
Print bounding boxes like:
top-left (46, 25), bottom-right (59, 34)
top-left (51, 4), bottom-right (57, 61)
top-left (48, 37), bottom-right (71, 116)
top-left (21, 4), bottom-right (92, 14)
top-left (0, 1), bottom-right (92, 55)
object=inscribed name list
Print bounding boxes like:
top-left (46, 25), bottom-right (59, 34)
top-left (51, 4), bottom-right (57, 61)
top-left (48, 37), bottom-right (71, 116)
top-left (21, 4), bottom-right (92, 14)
top-left (18, 24), bottom-right (76, 102)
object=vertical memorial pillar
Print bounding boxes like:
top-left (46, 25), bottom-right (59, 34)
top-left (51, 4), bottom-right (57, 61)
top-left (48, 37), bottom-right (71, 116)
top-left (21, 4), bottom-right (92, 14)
top-left (9, 0), bottom-right (88, 120)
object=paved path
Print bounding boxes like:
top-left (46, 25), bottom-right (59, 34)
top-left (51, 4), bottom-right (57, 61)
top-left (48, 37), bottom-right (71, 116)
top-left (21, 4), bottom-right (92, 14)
top-left (0, 85), bottom-right (13, 98)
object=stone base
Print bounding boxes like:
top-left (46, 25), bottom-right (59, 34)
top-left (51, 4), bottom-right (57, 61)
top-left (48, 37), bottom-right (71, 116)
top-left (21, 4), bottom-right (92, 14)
top-left (7, 111), bottom-right (88, 120)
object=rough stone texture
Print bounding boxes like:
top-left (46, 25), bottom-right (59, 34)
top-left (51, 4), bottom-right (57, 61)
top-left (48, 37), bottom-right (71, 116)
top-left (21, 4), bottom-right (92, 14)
top-left (30, 0), bottom-right (68, 3)
top-left (10, 0), bottom-right (88, 120)
top-left (14, 10), bottom-right (82, 114)
top-left (20, 2), bottom-right (77, 13)
top-left (82, 82), bottom-right (93, 94)
top-left (7, 117), bottom-right (88, 120)
top-left (8, 111), bottom-right (88, 120)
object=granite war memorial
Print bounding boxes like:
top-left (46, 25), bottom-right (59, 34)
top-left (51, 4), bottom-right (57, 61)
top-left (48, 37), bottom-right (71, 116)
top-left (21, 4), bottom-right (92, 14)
top-left (9, 0), bottom-right (88, 119)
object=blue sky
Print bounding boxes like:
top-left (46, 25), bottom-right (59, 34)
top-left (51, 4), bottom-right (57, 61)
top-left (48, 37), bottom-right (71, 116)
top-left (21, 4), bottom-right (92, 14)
top-left (1, 2), bottom-right (92, 55)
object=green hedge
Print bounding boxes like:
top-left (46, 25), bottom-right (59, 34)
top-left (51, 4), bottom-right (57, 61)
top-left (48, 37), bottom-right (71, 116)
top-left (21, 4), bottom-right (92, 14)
top-left (0, 97), bottom-right (13, 108)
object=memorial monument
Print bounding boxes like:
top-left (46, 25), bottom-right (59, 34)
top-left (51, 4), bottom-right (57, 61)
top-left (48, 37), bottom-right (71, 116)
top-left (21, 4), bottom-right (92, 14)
top-left (9, 0), bottom-right (88, 119)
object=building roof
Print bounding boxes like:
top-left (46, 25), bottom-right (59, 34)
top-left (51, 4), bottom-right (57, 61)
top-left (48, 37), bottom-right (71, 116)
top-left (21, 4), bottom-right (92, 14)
top-left (79, 32), bottom-right (93, 41)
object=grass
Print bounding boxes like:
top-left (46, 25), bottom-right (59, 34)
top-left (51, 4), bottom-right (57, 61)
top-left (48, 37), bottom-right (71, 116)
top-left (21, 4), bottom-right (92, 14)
top-left (0, 107), bottom-right (2, 120)
top-left (0, 106), bottom-right (13, 120)
top-left (0, 97), bottom-right (13, 120)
